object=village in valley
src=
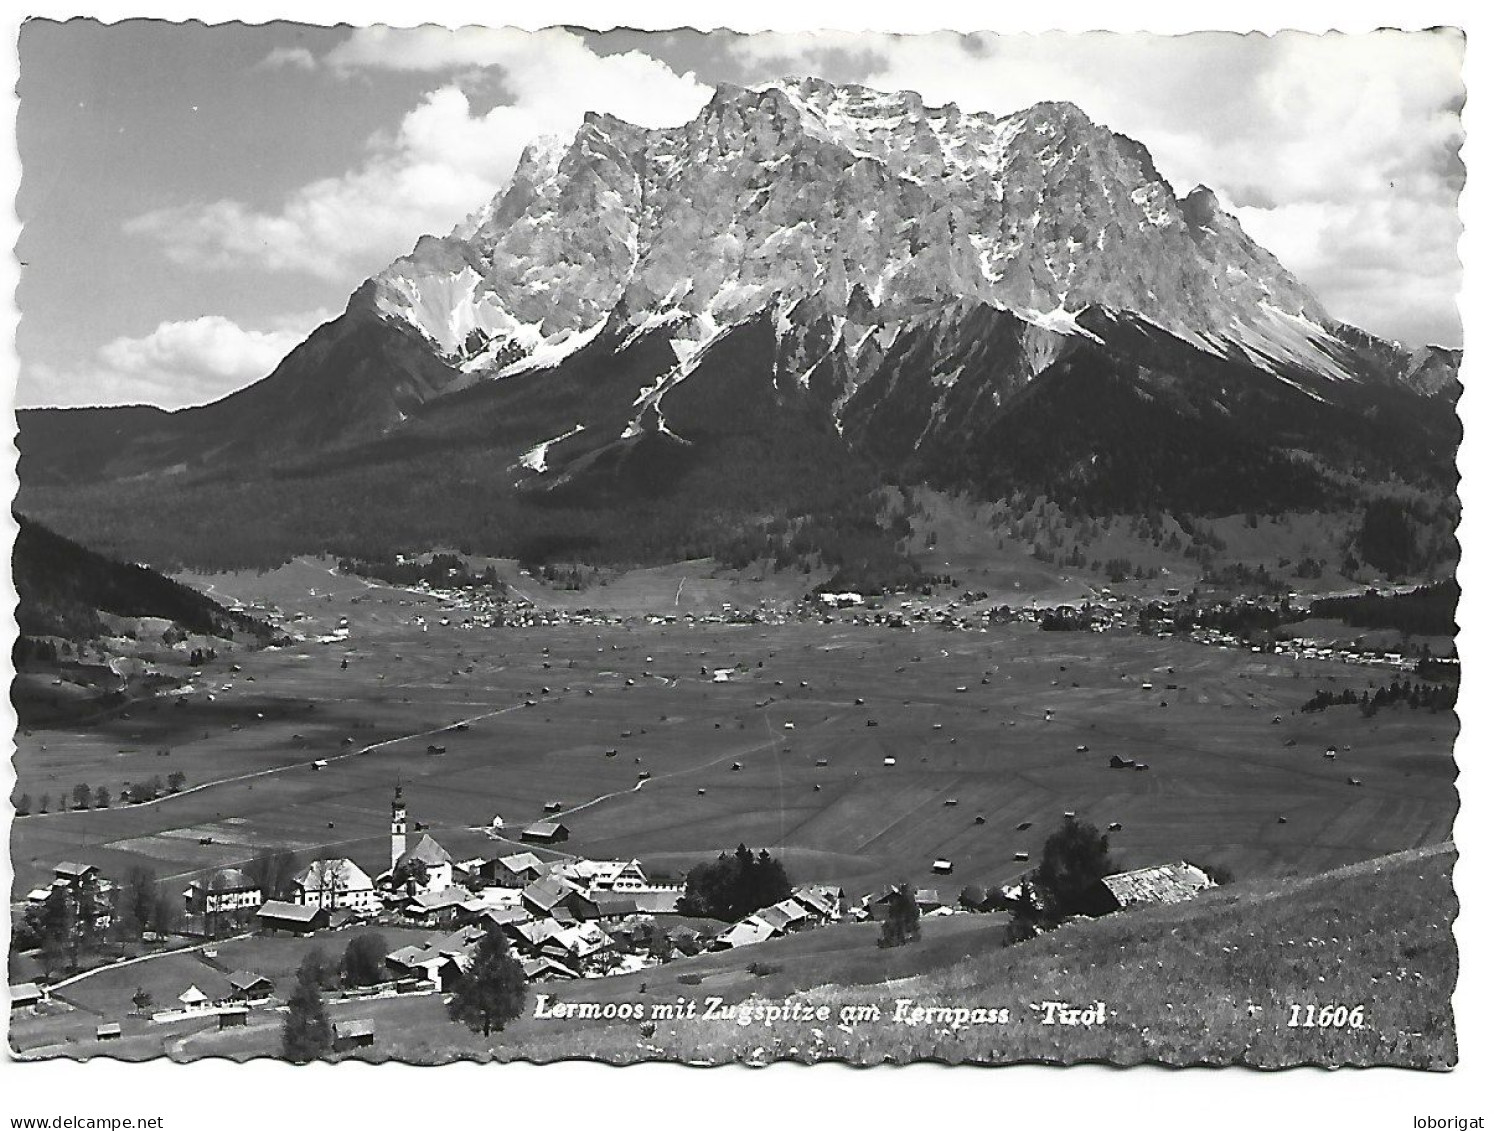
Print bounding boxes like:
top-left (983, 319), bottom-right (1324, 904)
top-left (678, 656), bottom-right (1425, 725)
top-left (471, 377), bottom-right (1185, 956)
top-left (6, 551), bottom-right (1458, 1062)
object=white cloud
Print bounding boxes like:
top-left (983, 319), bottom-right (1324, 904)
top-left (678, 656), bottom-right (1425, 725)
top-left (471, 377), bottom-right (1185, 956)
top-left (21, 310), bottom-right (335, 409)
top-left (126, 29), bottom-right (711, 285)
top-left (256, 45), bottom-right (316, 71)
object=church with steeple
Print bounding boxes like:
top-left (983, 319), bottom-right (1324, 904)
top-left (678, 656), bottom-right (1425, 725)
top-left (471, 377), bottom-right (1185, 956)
top-left (383, 784), bottom-right (454, 897)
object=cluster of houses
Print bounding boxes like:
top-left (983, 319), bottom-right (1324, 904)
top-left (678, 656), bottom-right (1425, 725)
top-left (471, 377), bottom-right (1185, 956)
top-left (18, 780), bottom-right (1226, 1044)
top-left (23, 860), bottom-right (115, 932)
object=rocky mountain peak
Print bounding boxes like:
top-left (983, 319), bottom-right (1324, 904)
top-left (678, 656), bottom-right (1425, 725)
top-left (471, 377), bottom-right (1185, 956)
top-left (360, 77), bottom-right (1395, 393)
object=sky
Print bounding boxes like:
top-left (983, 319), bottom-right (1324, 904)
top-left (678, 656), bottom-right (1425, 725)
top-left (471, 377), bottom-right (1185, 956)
top-left (15, 21), bottom-right (1466, 409)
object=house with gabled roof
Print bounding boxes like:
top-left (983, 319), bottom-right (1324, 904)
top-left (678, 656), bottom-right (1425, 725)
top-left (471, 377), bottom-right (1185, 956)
top-left (522, 955), bottom-right (578, 981)
top-left (226, 970), bottom-right (274, 1002)
top-left (709, 916), bottom-right (780, 951)
top-left (521, 875), bottom-right (580, 918)
top-left (292, 858), bottom-right (378, 914)
top-left (553, 858), bottom-right (649, 893)
top-left (257, 899), bottom-right (329, 934)
top-left (1097, 862), bottom-right (1214, 911)
top-left (791, 884), bottom-right (845, 922)
top-left (478, 851), bottom-right (549, 888)
top-left (184, 868), bottom-right (262, 918)
top-left (520, 820), bottom-right (569, 844)
top-left (406, 886), bottom-right (469, 926)
top-left (333, 1018), bottom-right (377, 1051)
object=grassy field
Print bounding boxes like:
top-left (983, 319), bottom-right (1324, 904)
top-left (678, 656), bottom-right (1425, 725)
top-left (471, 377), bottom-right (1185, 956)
top-left (11, 557), bottom-right (1456, 905)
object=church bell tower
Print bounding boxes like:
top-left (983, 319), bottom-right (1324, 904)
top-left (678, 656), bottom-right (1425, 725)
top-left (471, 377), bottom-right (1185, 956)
top-left (390, 784), bottom-right (407, 871)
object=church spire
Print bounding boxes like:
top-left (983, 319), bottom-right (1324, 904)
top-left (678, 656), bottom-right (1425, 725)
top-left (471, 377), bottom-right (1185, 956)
top-left (390, 783), bottom-right (407, 871)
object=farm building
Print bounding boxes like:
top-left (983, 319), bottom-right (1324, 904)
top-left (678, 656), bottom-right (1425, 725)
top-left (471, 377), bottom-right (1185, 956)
top-left (405, 887), bottom-right (468, 926)
top-left (9, 983), bottom-right (44, 1011)
top-left (333, 1019), bottom-right (377, 1052)
top-left (291, 858), bottom-right (379, 914)
top-left (591, 895), bottom-right (639, 922)
top-left (913, 889), bottom-right (946, 912)
top-left (218, 1008), bottom-right (249, 1030)
top-left (476, 907), bottom-right (529, 932)
top-left (52, 860), bottom-right (101, 888)
top-left (522, 956), bottom-right (579, 981)
top-left (226, 970), bottom-right (273, 1002)
top-left (95, 1023), bottom-right (122, 1041)
top-left (791, 884), bottom-right (846, 923)
top-left (1097, 862), bottom-right (1215, 911)
top-left (257, 900), bottom-right (329, 935)
top-left (178, 985), bottom-right (210, 1012)
top-left (539, 922), bottom-right (613, 965)
top-left (710, 917), bottom-right (779, 951)
top-left (521, 821), bottom-right (570, 844)
top-left (478, 851), bottom-right (548, 888)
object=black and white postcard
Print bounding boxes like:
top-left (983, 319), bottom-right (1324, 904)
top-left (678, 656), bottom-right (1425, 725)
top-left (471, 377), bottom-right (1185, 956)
top-left (4, 6), bottom-right (1487, 1122)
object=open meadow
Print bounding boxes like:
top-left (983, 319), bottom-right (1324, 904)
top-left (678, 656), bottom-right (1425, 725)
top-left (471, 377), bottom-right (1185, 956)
top-left (11, 558), bottom-right (1457, 906)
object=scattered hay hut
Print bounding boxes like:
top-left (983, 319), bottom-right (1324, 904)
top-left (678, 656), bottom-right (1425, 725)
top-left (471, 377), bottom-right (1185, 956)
top-left (333, 1019), bottom-right (376, 1052)
top-left (521, 821), bottom-right (569, 844)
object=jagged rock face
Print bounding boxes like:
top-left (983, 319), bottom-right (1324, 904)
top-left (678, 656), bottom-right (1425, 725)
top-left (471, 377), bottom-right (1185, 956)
top-left (369, 77), bottom-right (1361, 391)
top-left (17, 77), bottom-right (1459, 515)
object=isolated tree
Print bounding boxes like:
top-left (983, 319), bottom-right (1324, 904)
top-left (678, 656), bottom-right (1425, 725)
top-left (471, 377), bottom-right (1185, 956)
top-left (878, 884), bottom-right (921, 948)
top-left (167, 771), bottom-right (187, 793)
top-left (447, 927), bottom-right (526, 1038)
top-left (132, 987), bottom-right (153, 1014)
top-left (1035, 820), bottom-right (1114, 917)
top-left (342, 932), bottom-right (390, 988)
top-left (958, 884), bottom-right (986, 912)
top-left (390, 857), bottom-right (430, 896)
top-left (643, 922), bottom-right (674, 963)
top-left (282, 959), bottom-right (334, 1062)
top-left (16, 794), bottom-right (31, 817)
top-left (297, 946), bottom-right (339, 992)
top-left (147, 887), bottom-right (179, 938)
top-left (71, 783), bottom-right (91, 810)
top-left (1003, 881), bottom-right (1046, 946)
top-left (115, 865), bottom-right (161, 942)
top-left (33, 888), bottom-right (79, 975)
top-left (38, 793), bottom-right (49, 814)
top-left (93, 786), bottom-right (111, 809)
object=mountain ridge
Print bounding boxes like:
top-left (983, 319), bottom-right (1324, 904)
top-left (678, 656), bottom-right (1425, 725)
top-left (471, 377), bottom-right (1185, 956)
top-left (16, 78), bottom-right (1460, 582)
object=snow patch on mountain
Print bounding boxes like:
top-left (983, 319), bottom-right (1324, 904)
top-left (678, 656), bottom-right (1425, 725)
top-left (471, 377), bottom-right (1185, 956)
top-left (519, 423), bottom-right (586, 473)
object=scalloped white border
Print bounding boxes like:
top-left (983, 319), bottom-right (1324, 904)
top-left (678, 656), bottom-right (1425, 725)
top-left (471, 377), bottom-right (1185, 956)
top-left (1, 2), bottom-right (1486, 1125)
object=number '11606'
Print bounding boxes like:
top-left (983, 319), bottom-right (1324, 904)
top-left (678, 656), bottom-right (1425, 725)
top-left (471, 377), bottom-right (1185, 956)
top-left (1286, 1003), bottom-right (1366, 1029)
